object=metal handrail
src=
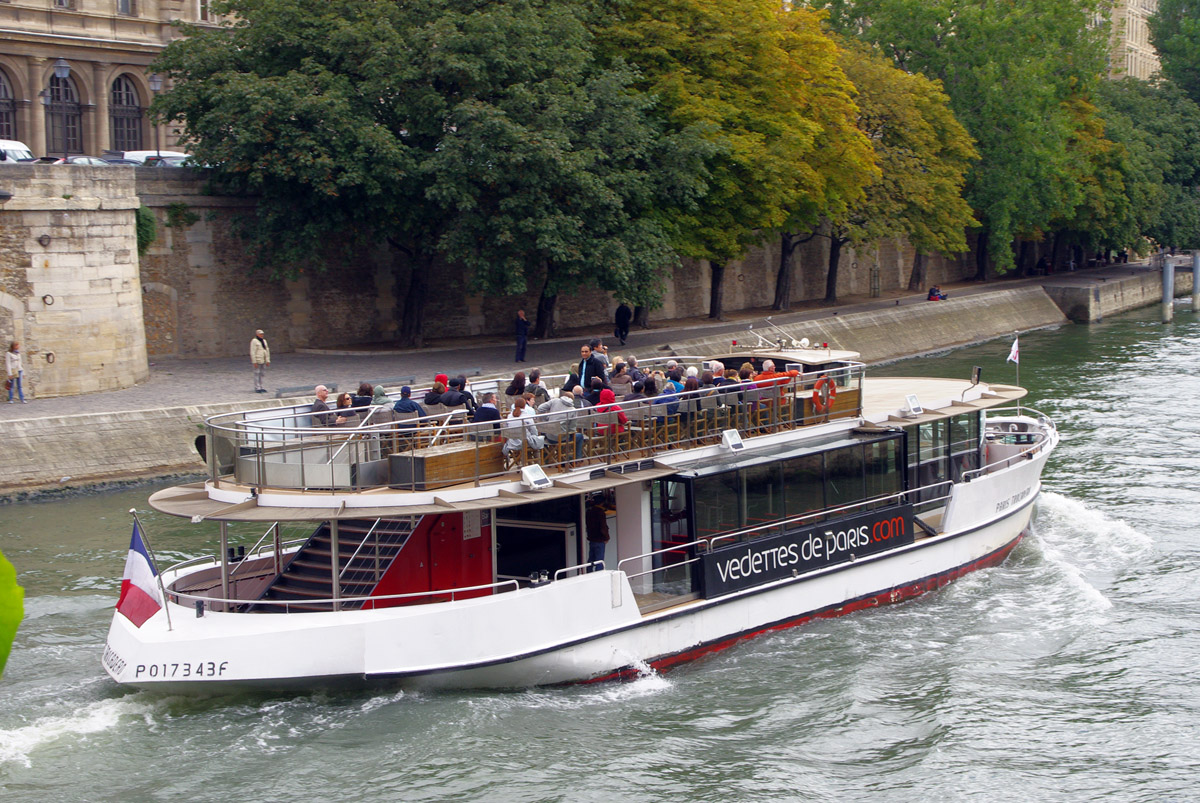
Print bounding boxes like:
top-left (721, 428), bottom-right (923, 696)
top-left (162, 539), bottom-right (309, 578)
top-left (616, 538), bottom-right (716, 574)
top-left (338, 518), bottom-right (384, 580)
top-left (170, 578), bottom-right (522, 613)
top-left (553, 562), bottom-right (602, 581)
top-left (960, 408), bottom-right (1056, 482)
top-left (230, 522), bottom-right (291, 578)
top-left (623, 555), bottom-right (702, 582)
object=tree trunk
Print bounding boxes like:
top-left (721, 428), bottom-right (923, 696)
top-left (533, 274), bottom-right (557, 339)
top-left (906, 250), bottom-right (927, 292)
top-left (1050, 231), bottom-right (1064, 272)
top-left (708, 261), bottom-right (726, 320)
top-left (824, 238), bottom-right (844, 304)
top-left (633, 305), bottom-right (649, 328)
top-left (1017, 240), bottom-right (1032, 276)
top-left (773, 232), bottom-right (798, 310)
top-left (973, 230), bottom-right (989, 281)
top-left (397, 252), bottom-right (430, 348)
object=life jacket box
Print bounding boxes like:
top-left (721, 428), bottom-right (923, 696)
top-left (389, 441), bottom-right (504, 490)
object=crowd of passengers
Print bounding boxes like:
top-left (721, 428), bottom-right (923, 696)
top-left (308, 337), bottom-right (805, 457)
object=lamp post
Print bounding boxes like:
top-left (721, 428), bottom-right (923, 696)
top-left (148, 73), bottom-right (163, 159)
top-left (52, 59), bottom-right (71, 161)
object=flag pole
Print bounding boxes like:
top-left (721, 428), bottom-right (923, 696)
top-left (129, 508), bottom-right (173, 632)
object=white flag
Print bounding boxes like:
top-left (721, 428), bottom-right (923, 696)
top-left (1007, 338), bottom-right (1019, 364)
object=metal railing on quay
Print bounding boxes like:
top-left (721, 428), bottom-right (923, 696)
top-left (204, 364), bottom-right (867, 494)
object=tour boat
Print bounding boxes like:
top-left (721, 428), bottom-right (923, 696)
top-left (103, 336), bottom-right (1056, 692)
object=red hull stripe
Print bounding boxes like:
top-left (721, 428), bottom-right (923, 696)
top-left (583, 534), bottom-right (1023, 684)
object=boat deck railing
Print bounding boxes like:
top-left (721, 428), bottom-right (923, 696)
top-left (204, 365), bottom-right (866, 494)
top-left (967, 407), bottom-right (1056, 481)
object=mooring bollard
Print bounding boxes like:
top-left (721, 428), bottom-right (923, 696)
top-left (1162, 254), bottom-right (1175, 323)
top-left (1192, 251), bottom-right (1199, 313)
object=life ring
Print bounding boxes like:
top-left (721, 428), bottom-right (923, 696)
top-left (812, 376), bottom-right (837, 414)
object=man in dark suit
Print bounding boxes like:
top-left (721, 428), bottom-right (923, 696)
top-left (578, 344), bottom-right (608, 389)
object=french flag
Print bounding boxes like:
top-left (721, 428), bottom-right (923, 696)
top-left (116, 522), bottom-right (162, 628)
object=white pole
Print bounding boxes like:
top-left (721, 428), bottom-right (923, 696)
top-left (129, 509), bottom-right (174, 632)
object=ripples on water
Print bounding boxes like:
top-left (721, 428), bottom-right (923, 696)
top-left (3, 307), bottom-right (1200, 801)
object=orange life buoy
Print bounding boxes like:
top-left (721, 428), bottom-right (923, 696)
top-left (812, 376), bottom-right (837, 414)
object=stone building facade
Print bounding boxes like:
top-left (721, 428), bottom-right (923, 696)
top-left (0, 0), bottom-right (216, 158)
top-left (1110, 0), bottom-right (1161, 80)
top-left (0, 165), bottom-right (148, 396)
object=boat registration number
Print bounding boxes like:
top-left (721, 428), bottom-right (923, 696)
top-left (995, 486), bottom-right (1031, 513)
top-left (134, 660), bottom-right (229, 679)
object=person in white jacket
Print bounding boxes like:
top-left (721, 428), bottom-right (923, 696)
top-left (5, 341), bottom-right (24, 403)
top-left (249, 329), bottom-right (271, 393)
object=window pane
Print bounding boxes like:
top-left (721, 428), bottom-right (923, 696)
top-left (693, 473), bottom-right (740, 542)
top-left (783, 453), bottom-right (825, 523)
top-left (742, 463), bottom-right (784, 538)
top-left (865, 438), bottom-right (902, 504)
top-left (825, 445), bottom-right (865, 510)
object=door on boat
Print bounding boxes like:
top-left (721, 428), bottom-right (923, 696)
top-left (494, 496), bottom-right (582, 584)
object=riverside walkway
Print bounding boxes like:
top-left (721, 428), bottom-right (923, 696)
top-left (0, 260), bottom-right (1172, 422)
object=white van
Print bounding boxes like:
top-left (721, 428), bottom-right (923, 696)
top-left (0, 140), bottom-right (34, 163)
top-left (104, 149), bottom-right (188, 164)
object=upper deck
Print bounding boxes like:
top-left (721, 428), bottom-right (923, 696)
top-left (150, 349), bottom-right (1025, 522)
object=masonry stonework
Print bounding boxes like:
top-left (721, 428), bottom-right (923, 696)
top-left (0, 164), bottom-right (148, 397)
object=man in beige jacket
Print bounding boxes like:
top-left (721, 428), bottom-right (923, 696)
top-left (250, 328), bottom-right (271, 393)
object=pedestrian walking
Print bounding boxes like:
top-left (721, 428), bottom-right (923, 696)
top-left (5, 341), bottom-right (25, 403)
top-left (614, 302), bottom-right (632, 346)
top-left (250, 328), bottom-right (271, 393)
top-left (514, 309), bottom-right (530, 363)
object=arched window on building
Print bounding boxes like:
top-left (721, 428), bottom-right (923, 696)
top-left (110, 75), bottom-right (143, 152)
top-left (0, 70), bottom-right (15, 140)
top-left (46, 75), bottom-right (83, 155)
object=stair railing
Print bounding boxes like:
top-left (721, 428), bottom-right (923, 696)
top-left (338, 518), bottom-right (384, 582)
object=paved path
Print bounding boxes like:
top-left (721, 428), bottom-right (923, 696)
top-left (0, 261), bottom-right (1166, 420)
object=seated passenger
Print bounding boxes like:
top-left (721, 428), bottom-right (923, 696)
top-left (473, 392), bottom-right (502, 428)
top-left (525, 369), bottom-right (551, 407)
top-left (538, 388), bottom-right (584, 459)
top-left (310, 384), bottom-right (336, 427)
top-left (504, 371), bottom-right (526, 401)
top-left (391, 385), bottom-right (426, 422)
top-left (333, 392), bottom-right (357, 427)
top-left (594, 388), bottom-right (629, 434)
top-left (622, 380), bottom-right (647, 402)
top-left (609, 362), bottom-right (633, 390)
top-left (423, 382), bottom-right (446, 407)
top-left (626, 355), bottom-right (648, 383)
top-left (500, 398), bottom-right (542, 457)
top-left (927, 285), bottom-right (947, 301)
top-left (352, 382), bottom-right (374, 408)
top-left (584, 376), bottom-right (606, 407)
top-left (440, 376), bottom-right (477, 413)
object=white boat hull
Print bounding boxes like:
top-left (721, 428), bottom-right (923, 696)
top-left (104, 443), bottom-right (1048, 693)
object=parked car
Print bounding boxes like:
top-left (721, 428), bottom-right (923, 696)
top-left (32, 155), bottom-right (116, 166)
top-left (142, 155), bottom-right (194, 167)
top-left (100, 157), bottom-right (141, 166)
top-left (0, 139), bottom-right (34, 163)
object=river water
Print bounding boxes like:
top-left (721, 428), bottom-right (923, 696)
top-left (2, 305), bottom-right (1198, 802)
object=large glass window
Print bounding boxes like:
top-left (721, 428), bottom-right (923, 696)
top-left (865, 438), bottom-right (902, 506)
top-left (782, 453), bottom-right (825, 522)
top-left (825, 445), bottom-right (865, 510)
top-left (0, 70), bottom-right (14, 140)
top-left (46, 75), bottom-right (82, 155)
top-left (110, 75), bottom-right (143, 152)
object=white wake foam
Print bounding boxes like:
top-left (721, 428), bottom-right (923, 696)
top-left (0, 695), bottom-right (157, 769)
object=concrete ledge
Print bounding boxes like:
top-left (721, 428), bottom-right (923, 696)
top-left (661, 286), bottom-right (1068, 364)
top-left (1042, 269), bottom-right (1194, 322)
top-left (0, 398), bottom-right (292, 495)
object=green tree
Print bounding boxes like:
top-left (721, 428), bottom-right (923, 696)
top-left (605, 0), bottom-right (875, 318)
top-left (822, 0), bottom-right (1111, 277)
top-left (155, 0), bottom-right (700, 345)
top-left (806, 42), bottom-right (977, 303)
top-left (1095, 78), bottom-right (1200, 250)
top-left (1150, 0), bottom-right (1200, 105)
top-left (0, 550), bottom-right (21, 676)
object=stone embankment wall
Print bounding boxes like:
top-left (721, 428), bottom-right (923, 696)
top-left (136, 172), bottom-right (974, 358)
top-left (0, 165), bottom-right (148, 398)
top-left (1042, 265), bottom-right (1195, 322)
